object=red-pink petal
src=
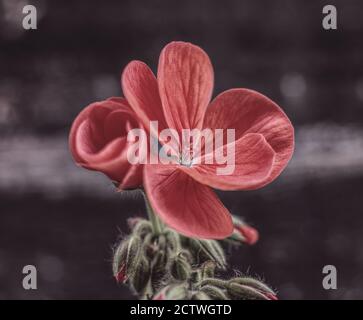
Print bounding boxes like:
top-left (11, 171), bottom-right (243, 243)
top-left (119, 160), bottom-right (144, 190)
top-left (157, 41), bottom-right (214, 134)
top-left (122, 60), bottom-right (167, 132)
top-left (69, 98), bottom-right (128, 163)
top-left (69, 98), bottom-right (143, 187)
top-left (75, 121), bottom-right (128, 164)
top-left (144, 164), bottom-right (233, 239)
top-left (235, 225), bottom-right (259, 245)
top-left (180, 133), bottom-right (275, 191)
top-left (204, 89), bottom-right (294, 185)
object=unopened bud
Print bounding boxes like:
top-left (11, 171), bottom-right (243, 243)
top-left (200, 285), bottom-right (228, 300)
top-left (227, 282), bottom-right (270, 300)
top-left (229, 277), bottom-right (276, 297)
top-left (164, 228), bottom-right (181, 253)
top-left (143, 233), bottom-right (157, 258)
top-left (130, 255), bottom-right (150, 294)
top-left (192, 239), bottom-right (226, 269)
top-left (191, 291), bottom-right (211, 300)
top-left (230, 216), bottom-right (259, 245)
top-left (170, 253), bottom-right (191, 281)
top-left (190, 270), bottom-right (202, 284)
top-left (153, 291), bottom-right (166, 300)
top-left (157, 234), bottom-right (166, 250)
top-left (112, 235), bottom-right (142, 283)
top-left (127, 216), bottom-right (143, 229)
top-left (264, 293), bottom-right (278, 300)
top-left (150, 250), bottom-right (168, 290)
top-left (200, 261), bottom-right (216, 279)
top-left (115, 264), bottom-right (127, 283)
top-left (199, 277), bottom-right (227, 289)
top-left (152, 250), bottom-right (167, 270)
top-left (132, 219), bottom-right (152, 239)
top-left (153, 284), bottom-right (188, 300)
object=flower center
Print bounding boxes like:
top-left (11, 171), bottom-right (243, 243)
top-left (179, 147), bottom-right (194, 167)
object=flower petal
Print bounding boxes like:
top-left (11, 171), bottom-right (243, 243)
top-left (122, 60), bottom-right (167, 132)
top-left (75, 120), bottom-right (127, 165)
top-left (69, 98), bottom-right (129, 163)
top-left (119, 161), bottom-right (144, 190)
top-left (144, 164), bottom-right (233, 239)
top-left (204, 89), bottom-right (294, 184)
top-left (157, 41), bottom-right (214, 134)
top-left (69, 98), bottom-right (143, 187)
top-left (180, 133), bottom-right (275, 191)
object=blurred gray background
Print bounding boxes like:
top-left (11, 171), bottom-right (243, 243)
top-left (1, 0), bottom-right (363, 299)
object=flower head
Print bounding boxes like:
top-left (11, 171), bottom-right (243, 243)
top-left (122, 41), bottom-right (294, 239)
top-left (69, 41), bottom-right (294, 240)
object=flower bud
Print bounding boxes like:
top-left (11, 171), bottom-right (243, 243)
top-left (153, 291), bottom-right (166, 300)
top-left (129, 255), bottom-right (150, 294)
top-left (127, 216), bottom-right (143, 229)
top-left (143, 233), bottom-right (158, 259)
top-left (206, 240), bottom-right (226, 269)
top-left (200, 285), bottom-right (228, 300)
top-left (157, 234), bottom-right (167, 250)
top-left (190, 270), bottom-right (202, 284)
top-left (144, 233), bottom-right (167, 259)
top-left (164, 228), bottom-right (181, 253)
top-left (191, 291), bottom-right (211, 300)
top-left (150, 250), bottom-right (168, 291)
top-left (227, 282), bottom-right (270, 300)
top-left (191, 239), bottom-right (226, 269)
top-left (264, 293), bottom-right (278, 300)
top-left (170, 253), bottom-right (191, 281)
top-left (199, 277), bottom-right (227, 289)
top-left (230, 216), bottom-right (259, 245)
top-left (229, 277), bottom-right (276, 297)
top-left (200, 261), bottom-right (216, 279)
top-left (153, 284), bottom-right (188, 300)
top-left (115, 264), bottom-right (127, 283)
top-left (112, 235), bottom-right (142, 283)
top-left (131, 219), bottom-right (152, 239)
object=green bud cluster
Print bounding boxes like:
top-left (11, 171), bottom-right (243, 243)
top-left (196, 276), bottom-right (277, 300)
top-left (112, 215), bottom-right (277, 300)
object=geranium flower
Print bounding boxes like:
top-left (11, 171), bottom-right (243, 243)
top-left (121, 41), bottom-right (294, 239)
top-left (70, 41), bottom-right (294, 240)
top-left (69, 97), bottom-right (143, 189)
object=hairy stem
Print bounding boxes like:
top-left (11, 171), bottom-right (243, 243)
top-left (142, 190), bottom-right (163, 235)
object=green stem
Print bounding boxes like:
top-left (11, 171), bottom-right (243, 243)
top-left (142, 190), bottom-right (163, 235)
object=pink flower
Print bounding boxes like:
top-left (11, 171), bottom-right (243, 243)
top-left (69, 41), bottom-right (294, 240)
top-left (122, 41), bottom-right (294, 239)
top-left (69, 97), bottom-right (143, 189)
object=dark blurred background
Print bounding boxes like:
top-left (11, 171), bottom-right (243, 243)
top-left (1, 0), bottom-right (363, 300)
